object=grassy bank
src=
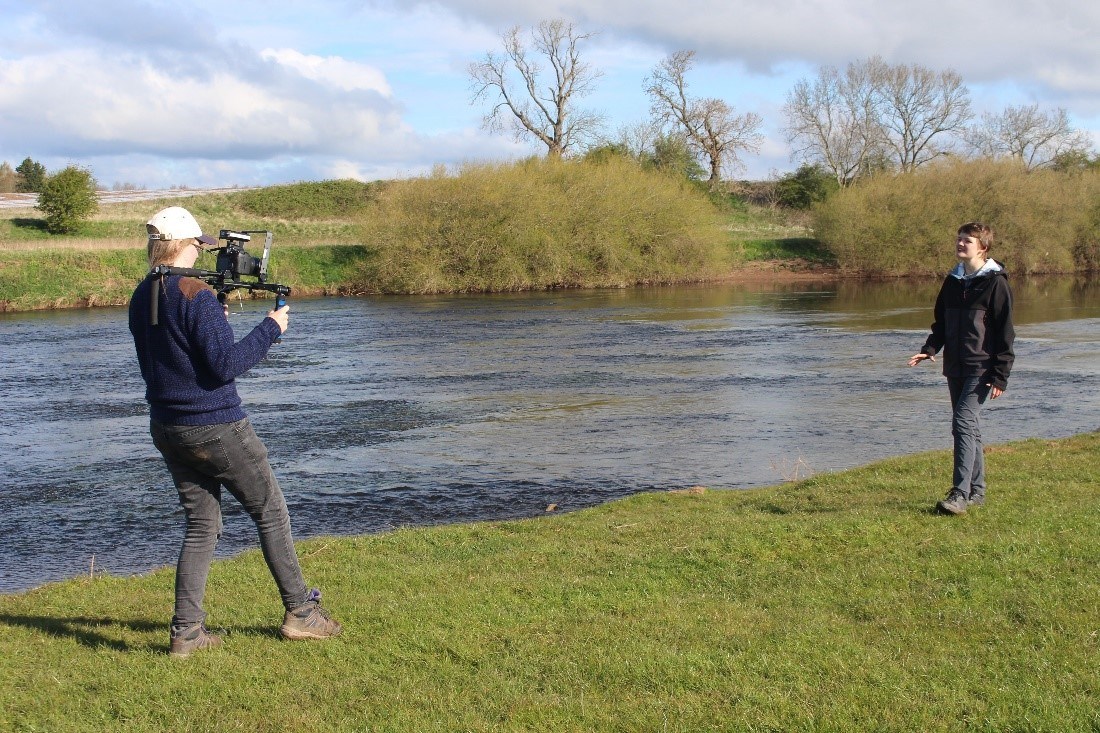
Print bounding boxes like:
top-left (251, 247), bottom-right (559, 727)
top-left (0, 245), bottom-right (371, 311)
top-left (0, 167), bottom-right (820, 312)
top-left (0, 180), bottom-right (376, 250)
top-left (2, 434), bottom-right (1098, 731)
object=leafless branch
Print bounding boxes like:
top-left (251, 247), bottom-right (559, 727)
top-left (645, 50), bottom-right (763, 188)
top-left (468, 19), bottom-right (604, 156)
top-left (963, 104), bottom-right (1093, 170)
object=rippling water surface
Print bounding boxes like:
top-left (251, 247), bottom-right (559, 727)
top-left (2, 278), bottom-right (1099, 592)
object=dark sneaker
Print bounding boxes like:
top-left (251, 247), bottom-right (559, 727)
top-left (280, 588), bottom-right (342, 640)
top-left (169, 624), bottom-right (223, 658)
top-left (967, 494), bottom-right (985, 507)
top-left (936, 492), bottom-right (968, 515)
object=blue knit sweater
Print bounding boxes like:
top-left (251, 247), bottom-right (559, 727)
top-left (129, 274), bottom-right (282, 425)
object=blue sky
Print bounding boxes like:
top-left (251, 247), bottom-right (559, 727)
top-left (1, 0), bottom-right (1097, 189)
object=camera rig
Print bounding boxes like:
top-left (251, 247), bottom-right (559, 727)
top-left (148, 229), bottom-right (291, 327)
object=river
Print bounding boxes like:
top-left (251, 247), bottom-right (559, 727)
top-left (2, 277), bottom-right (1099, 592)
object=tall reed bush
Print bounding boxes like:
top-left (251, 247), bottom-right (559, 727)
top-left (354, 157), bottom-right (730, 293)
top-left (813, 159), bottom-right (1100, 276)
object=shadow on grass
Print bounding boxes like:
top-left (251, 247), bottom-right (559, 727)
top-left (328, 244), bottom-right (372, 265)
top-left (0, 613), bottom-right (162, 652)
top-left (741, 237), bottom-right (837, 265)
top-left (11, 218), bottom-right (48, 233)
top-left (7, 218), bottom-right (117, 238)
top-left (0, 613), bottom-right (281, 653)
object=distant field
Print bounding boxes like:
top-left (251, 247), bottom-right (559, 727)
top-left (0, 187), bottom-right (255, 210)
top-left (0, 185), bottom-right (362, 252)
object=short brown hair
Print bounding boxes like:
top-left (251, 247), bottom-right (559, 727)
top-left (958, 221), bottom-right (994, 253)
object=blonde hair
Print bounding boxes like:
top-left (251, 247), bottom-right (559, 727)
top-left (146, 223), bottom-right (196, 267)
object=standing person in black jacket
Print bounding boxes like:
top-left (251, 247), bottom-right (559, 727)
top-left (908, 222), bottom-right (1015, 515)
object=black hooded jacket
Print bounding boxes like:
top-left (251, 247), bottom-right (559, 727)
top-left (920, 262), bottom-right (1015, 390)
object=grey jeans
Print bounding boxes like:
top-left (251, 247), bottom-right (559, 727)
top-left (947, 375), bottom-right (990, 500)
top-left (150, 418), bottom-right (308, 628)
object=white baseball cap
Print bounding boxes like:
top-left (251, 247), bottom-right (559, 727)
top-left (146, 206), bottom-right (217, 247)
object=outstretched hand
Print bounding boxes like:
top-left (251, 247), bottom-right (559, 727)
top-left (907, 352), bottom-right (934, 367)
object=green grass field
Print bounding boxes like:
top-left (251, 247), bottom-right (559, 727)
top-left (2, 434), bottom-right (1097, 731)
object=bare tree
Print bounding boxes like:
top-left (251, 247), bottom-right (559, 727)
top-left (0, 161), bottom-right (16, 193)
top-left (468, 19), bottom-right (604, 157)
top-left (867, 57), bottom-right (972, 172)
top-left (782, 62), bottom-right (883, 186)
top-left (603, 120), bottom-right (663, 161)
top-left (963, 104), bottom-right (1093, 170)
top-left (645, 50), bottom-right (763, 188)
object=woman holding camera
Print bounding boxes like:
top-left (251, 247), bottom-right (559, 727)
top-left (128, 206), bottom-right (341, 657)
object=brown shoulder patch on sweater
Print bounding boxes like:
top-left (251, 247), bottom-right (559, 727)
top-left (179, 277), bottom-right (214, 301)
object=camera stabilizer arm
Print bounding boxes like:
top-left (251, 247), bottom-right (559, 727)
top-left (147, 265), bottom-right (291, 326)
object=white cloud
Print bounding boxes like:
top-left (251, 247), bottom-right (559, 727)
top-left (0, 49), bottom-right (407, 159)
top-left (260, 49), bottom-right (393, 94)
top-left (405, 0), bottom-right (1100, 93)
top-left (1, 0), bottom-right (1097, 187)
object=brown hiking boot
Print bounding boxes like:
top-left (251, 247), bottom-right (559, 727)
top-left (280, 588), bottom-right (342, 640)
top-left (169, 624), bottom-right (223, 658)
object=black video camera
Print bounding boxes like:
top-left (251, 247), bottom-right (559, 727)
top-left (216, 229), bottom-right (271, 282)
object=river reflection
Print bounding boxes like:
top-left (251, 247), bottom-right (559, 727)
top-left (2, 276), bottom-right (1099, 592)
